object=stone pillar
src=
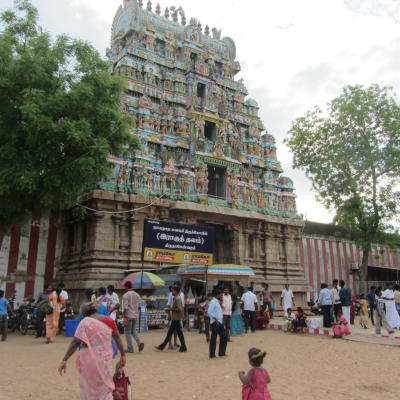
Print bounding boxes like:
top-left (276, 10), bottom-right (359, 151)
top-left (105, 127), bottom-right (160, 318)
top-left (112, 215), bottom-right (123, 250)
top-left (274, 233), bottom-right (284, 262)
top-left (229, 230), bottom-right (239, 264)
top-left (91, 214), bottom-right (104, 250)
top-left (73, 221), bottom-right (79, 253)
top-left (85, 220), bottom-right (91, 251)
top-left (217, 238), bottom-right (224, 264)
top-left (255, 231), bottom-right (262, 260)
top-left (128, 216), bottom-right (139, 251)
top-left (243, 231), bottom-right (249, 259)
top-left (62, 223), bottom-right (70, 258)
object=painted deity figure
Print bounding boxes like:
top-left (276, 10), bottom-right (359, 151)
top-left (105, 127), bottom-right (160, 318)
top-left (185, 172), bottom-right (192, 194)
top-left (160, 173), bottom-right (167, 193)
top-left (149, 115), bottom-right (155, 131)
top-left (168, 120), bottom-right (175, 134)
top-left (161, 119), bottom-right (168, 134)
top-left (148, 68), bottom-right (156, 85)
top-left (153, 171), bottom-right (160, 192)
top-left (155, 117), bottom-right (161, 132)
top-left (257, 189), bottom-right (263, 209)
top-left (228, 172), bottom-right (240, 200)
top-left (132, 167), bottom-right (140, 189)
top-left (250, 188), bottom-right (256, 205)
top-left (137, 116), bottom-right (144, 130)
top-left (140, 168), bottom-right (148, 189)
top-left (146, 33), bottom-right (156, 51)
top-left (194, 164), bottom-right (208, 195)
top-left (117, 166), bottom-right (123, 185)
top-left (123, 163), bottom-right (130, 186)
top-left (241, 185), bottom-right (249, 204)
top-left (194, 114), bottom-right (204, 138)
top-left (168, 170), bottom-right (177, 193)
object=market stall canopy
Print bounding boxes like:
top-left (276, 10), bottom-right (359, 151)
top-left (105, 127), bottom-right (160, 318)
top-left (177, 264), bottom-right (255, 276)
top-left (121, 272), bottom-right (165, 288)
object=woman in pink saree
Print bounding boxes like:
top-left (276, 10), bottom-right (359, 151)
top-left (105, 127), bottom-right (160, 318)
top-left (58, 301), bottom-right (126, 400)
top-left (332, 311), bottom-right (351, 338)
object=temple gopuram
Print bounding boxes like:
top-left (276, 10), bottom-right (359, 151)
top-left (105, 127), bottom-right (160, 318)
top-left (54, 0), bottom-right (310, 305)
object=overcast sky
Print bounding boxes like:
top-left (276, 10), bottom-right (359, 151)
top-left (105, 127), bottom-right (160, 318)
top-left (3, 0), bottom-right (400, 223)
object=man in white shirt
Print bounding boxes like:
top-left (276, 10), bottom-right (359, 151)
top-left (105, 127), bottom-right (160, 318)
top-left (318, 283), bottom-right (332, 328)
top-left (331, 279), bottom-right (341, 322)
top-left (280, 284), bottom-right (295, 317)
top-left (241, 286), bottom-right (258, 333)
top-left (54, 283), bottom-right (68, 334)
top-left (106, 285), bottom-right (120, 320)
top-left (382, 283), bottom-right (400, 329)
top-left (222, 287), bottom-right (233, 342)
top-left (166, 281), bottom-right (185, 349)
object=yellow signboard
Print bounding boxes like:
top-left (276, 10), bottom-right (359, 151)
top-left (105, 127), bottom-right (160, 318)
top-left (143, 247), bottom-right (213, 265)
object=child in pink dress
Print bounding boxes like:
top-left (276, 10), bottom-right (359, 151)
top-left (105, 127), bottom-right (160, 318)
top-left (238, 348), bottom-right (273, 400)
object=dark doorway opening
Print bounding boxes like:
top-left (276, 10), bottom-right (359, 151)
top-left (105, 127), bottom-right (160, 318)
top-left (207, 165), bottom-right (226, 199)
top-left (190, 52), bottom-right (197, 65)
top-left (197, 83), bottom-right (206, 99)
top-left (204, 121), bottom-right (216, 141)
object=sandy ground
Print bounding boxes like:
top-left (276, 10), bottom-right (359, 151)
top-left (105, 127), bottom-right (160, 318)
top-left (1, 328), bottom-right (399, 400)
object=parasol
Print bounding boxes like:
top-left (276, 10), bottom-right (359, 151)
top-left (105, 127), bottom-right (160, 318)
top-left (120, 272), bottom-right (165, 288)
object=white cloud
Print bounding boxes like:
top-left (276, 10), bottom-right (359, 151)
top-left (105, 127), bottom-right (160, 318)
top-left (2, 0), bottom-right (399, 224)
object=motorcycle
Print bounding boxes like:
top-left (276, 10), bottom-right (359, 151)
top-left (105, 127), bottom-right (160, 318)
top-left (307, 299), bottom-right (322, 316)
top-left (13, 295), bottom-right (36, 335)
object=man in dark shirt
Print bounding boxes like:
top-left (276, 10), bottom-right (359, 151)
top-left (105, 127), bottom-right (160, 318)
top-left (366, 286), bottom-right (376, 326)
top-left (155, 286), bottom-right (187, 352)
top-left (339, 280), bottom-right (351, 325)
top-left (32, 284), bottom-right (52, 338)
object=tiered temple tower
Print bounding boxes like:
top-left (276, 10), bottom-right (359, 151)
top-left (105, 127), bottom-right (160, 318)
top-left (54, 0), bottom-right (310, 305)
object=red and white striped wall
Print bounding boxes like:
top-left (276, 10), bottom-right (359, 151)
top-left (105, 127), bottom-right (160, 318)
top-left (0, 211), bottom-right (62, 302)
top-left (299, 236), bottom-right (399, 298)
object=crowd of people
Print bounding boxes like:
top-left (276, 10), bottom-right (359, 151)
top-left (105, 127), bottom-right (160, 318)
top-left (3, 278), bottom-right (400, 399)
top-left (315, 280), bottom-right (400, 337)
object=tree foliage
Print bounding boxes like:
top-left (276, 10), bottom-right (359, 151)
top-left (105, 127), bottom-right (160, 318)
top-left (285, 83), bottom-right (400, 279)
top-left (0, 1), bottom-right (140, 246)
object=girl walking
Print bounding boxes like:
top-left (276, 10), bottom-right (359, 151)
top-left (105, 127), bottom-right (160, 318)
top-left (359, 294), bottom-right (370, 329)
top-left (238, 348), bottom-right (273, 400)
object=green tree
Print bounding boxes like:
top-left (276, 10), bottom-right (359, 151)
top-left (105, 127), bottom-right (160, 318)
top-left (285, 83), bottom-right (400, 281)
top-left (0, 1), bottom-right (140, 248)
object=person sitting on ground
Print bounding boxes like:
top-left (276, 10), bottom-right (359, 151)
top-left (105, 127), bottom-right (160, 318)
top-left (238, 348), bottom-right (273, 400)
top-left (332, 310), bottom-right (351, 338)
top-left (359, 293), bottom-right (369, 329)
top-left (255, 305), bottom-right (270, 331)
top-left (292, 307), bottom-right (307, 334)
top-left (284, 308), bottom-right (296, 332)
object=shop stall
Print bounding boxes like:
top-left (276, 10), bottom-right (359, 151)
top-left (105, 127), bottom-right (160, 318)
top-left (177, 264), bottom-right (255, 326)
